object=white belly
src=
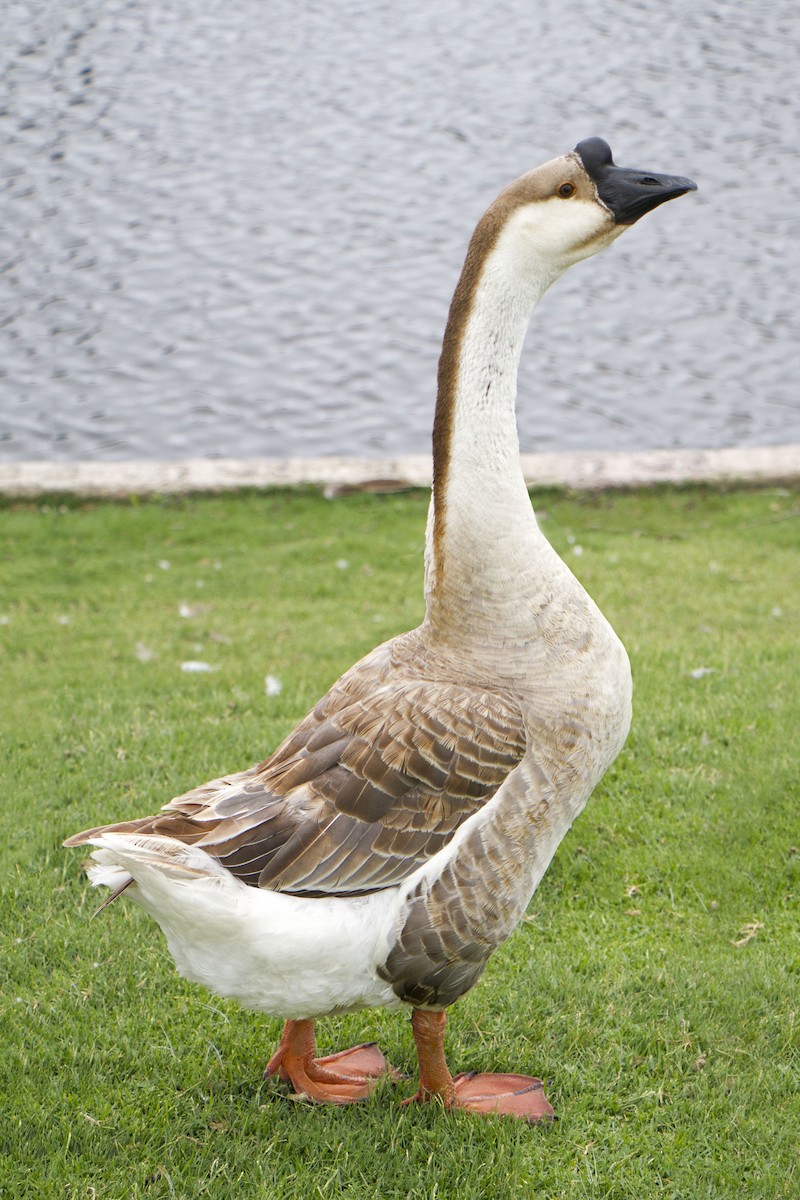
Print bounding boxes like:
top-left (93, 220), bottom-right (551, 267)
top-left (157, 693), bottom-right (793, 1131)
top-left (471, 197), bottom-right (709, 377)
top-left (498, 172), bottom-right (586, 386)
top-left (87, 833), bottom-right (403, 1020)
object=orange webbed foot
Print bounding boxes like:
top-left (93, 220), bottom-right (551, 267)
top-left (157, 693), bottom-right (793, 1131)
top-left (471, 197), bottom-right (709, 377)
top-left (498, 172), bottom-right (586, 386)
top-left (314, 1041), bottom-right (403, 1083)
top-left (402, 1072), bottom-right (554, 1122)
top-left (264, 1020), bottom-right (399, 1105)
top-left (406, 1008), bottom-right (555, 1123)
top-left (451, 1071), bottom-right (554, 1122)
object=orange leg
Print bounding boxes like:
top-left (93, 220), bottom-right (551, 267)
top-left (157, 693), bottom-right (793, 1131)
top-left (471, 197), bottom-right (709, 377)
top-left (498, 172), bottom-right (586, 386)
top-left (404, 1008), bottom-right (554, 1123)
top-left (264, 1019), bottom-right (398, 1105)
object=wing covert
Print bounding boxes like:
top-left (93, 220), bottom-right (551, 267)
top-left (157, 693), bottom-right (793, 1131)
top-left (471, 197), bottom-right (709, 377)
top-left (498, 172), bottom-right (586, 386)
top-left (126, 665), bottom-right (527, 897)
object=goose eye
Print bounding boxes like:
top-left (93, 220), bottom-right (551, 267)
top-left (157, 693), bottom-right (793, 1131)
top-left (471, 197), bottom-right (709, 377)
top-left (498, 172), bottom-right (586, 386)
top-left (557, 182), bottom-right (576, 199)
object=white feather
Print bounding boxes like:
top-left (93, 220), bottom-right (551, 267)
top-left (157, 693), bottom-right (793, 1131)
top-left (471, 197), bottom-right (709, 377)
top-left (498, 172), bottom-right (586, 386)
top-left (84, 833), bottom-right (402, 1019)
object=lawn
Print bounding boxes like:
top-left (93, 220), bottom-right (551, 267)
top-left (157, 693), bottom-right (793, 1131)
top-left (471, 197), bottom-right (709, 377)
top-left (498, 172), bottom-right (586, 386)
top-left (1, 484), bottom-right (798, 1199)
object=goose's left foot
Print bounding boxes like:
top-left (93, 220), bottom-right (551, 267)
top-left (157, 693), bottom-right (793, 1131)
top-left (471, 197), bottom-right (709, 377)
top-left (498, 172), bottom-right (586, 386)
top-left (450, 1070), bottom-right (554, 1121)
top-left (405, 1009), bottom-right (554, 1123)
top-left (264, 1018), bottom-right (398, 1104)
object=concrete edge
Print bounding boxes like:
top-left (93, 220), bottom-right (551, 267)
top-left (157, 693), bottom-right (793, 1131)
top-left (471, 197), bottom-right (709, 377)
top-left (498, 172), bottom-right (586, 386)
top-left (1, 445), bottom-right (799, 497)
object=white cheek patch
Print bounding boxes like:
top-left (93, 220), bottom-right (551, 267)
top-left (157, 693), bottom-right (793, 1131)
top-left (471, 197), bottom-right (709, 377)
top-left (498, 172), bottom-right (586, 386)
top-left (504, 197), bottom-right (618, 268)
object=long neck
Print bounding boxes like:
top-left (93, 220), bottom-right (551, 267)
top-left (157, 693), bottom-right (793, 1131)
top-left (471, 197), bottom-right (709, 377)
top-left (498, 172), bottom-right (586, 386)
top-left (424, 217), bottom-right (563, 647)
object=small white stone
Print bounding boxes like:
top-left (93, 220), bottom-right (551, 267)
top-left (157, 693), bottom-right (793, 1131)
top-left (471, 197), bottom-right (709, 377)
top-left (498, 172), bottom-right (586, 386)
top-left (56, 615), bottom-right (70, 625)
top-left (180, 661), bottom-right (216, 673)
top-left (336, 559), bottom-right (350, 570)
top-left (158, 560), bottom-right (171, 570)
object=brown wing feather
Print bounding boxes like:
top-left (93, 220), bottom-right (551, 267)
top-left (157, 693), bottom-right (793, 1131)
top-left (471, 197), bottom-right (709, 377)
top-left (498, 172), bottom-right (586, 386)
top-left (66, 647), bottom-right (527, 897)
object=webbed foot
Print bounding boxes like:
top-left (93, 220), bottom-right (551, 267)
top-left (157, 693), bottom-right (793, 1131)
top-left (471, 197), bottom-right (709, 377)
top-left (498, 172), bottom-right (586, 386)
top-left (264, 1019), bottom-right (398, 1104)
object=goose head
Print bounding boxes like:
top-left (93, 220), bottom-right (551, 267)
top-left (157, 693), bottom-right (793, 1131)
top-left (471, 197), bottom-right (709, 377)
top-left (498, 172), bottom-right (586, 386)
top-left (476, 137), bottom-right (697, 281)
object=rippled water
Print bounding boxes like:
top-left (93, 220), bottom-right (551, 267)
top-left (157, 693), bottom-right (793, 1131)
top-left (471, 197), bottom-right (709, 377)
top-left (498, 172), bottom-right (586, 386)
top-left (1, 0), bottom-right (798, 461)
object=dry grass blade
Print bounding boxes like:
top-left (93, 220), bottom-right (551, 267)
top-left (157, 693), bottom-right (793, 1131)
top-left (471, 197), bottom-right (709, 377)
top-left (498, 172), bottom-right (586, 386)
top-left (730, 921), bottom-right (764, 947)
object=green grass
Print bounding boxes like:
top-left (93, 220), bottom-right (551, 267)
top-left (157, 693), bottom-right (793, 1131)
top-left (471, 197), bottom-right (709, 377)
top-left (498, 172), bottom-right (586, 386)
top-left (1, 484), bottom-right (798, 1199)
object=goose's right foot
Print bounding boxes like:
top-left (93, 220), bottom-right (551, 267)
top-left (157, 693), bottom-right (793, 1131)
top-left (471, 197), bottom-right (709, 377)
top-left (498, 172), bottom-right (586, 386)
top-left (405, 1009), bottom-right (554, 1123)
top-left (264, 1018), bottom-right (397, 1104)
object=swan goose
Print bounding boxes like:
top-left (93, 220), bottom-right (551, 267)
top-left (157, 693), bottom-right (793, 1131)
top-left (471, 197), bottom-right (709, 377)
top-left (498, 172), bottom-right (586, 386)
top-left (65, 138), bottom-right (696, 1122)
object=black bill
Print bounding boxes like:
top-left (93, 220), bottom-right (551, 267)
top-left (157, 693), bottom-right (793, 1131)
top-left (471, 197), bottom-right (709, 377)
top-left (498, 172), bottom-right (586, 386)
top-left (575, 137), bottom-right (697, 225)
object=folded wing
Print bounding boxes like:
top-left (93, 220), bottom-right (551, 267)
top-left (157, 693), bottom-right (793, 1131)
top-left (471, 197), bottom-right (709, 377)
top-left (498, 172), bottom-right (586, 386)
top-left (67, 648), bottom-right (527, 897)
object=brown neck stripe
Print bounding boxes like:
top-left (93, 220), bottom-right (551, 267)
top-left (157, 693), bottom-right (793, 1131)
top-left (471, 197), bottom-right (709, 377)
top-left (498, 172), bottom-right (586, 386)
top-left (431, 188), bottom-right (527, 586)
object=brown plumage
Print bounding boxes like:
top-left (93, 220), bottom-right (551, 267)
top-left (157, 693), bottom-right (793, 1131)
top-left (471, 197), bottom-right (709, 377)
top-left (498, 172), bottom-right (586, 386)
top-left (67, 639), bottom-right (526, 898)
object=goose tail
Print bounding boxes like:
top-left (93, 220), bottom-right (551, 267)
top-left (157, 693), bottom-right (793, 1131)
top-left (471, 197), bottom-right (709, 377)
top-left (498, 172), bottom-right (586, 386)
top-left (72, 832), bottom-right (233, 917)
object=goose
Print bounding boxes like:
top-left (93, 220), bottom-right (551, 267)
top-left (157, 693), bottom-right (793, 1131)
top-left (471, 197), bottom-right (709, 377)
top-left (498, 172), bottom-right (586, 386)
top-left (65, 138), bottom-right (696, 1122)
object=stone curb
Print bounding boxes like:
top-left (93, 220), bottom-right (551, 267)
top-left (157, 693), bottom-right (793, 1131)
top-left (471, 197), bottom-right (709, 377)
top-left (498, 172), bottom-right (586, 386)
top-left (1, 445), bottom-right (799, 497)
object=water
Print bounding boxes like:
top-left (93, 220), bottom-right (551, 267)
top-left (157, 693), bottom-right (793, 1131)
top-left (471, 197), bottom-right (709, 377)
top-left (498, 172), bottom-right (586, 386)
top-left (1, 0), bottom-right (798, 462)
